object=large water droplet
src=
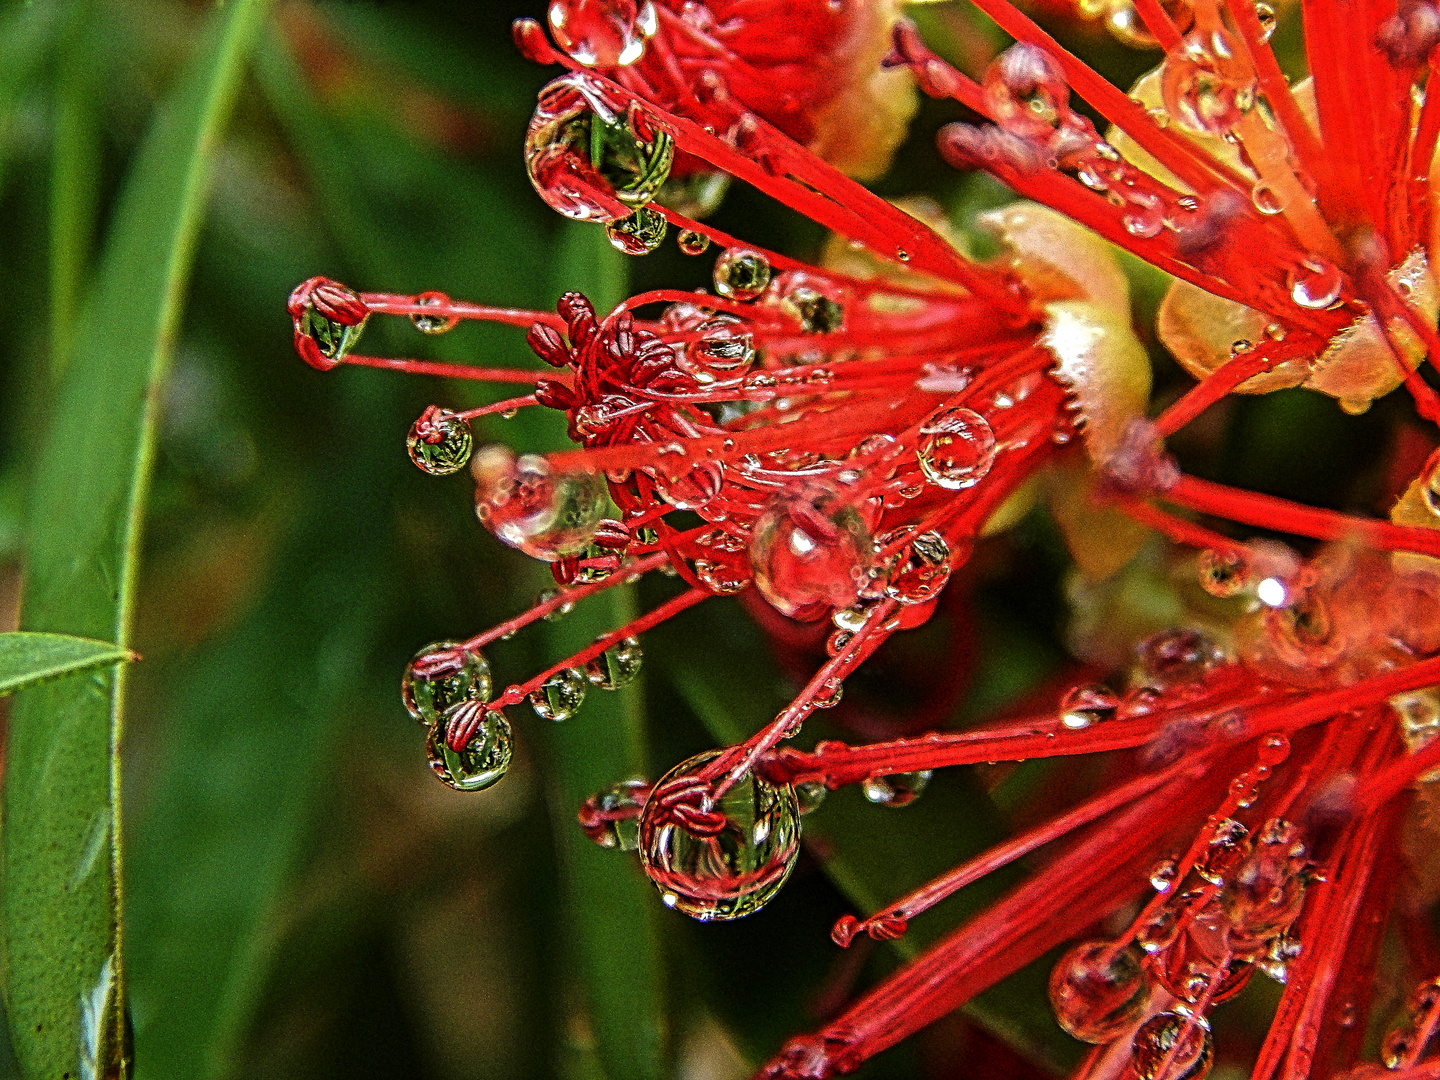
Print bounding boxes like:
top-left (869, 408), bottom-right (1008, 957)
top-left (290, 278), bottom-right (369, 366)
top-left (1130, 1012), bottom-right (1214, 1080)
top-left (876, 528), bottom-right (952, 605)
top-left (1134, 628), bottom-right (1225, 689)
top-left (473, 445), bottom-right (608, 560)
top-left (529, 667), bottom-right (589, 720)
top-left (749, 490), bottom-right (873, 617)
top-left (861, 770), bottom-right (931, 807)
top-left (1219, 818), bottom-right (1308, 948)
top-left (1288, 256), bottom-right (1344, 309)
top-left (778, 281), bottom-right (845, 334)
top-left (402, 641), bottom-right (491, 726)
top-left (407, 407), bottom-right (474, 475)
top-left (917, 406), bottom-right (997, 490)
top-left (525, 73), bottom-right (674, 223)
top-left (638, 749), bottom-right (802, 920)
top-left (1161, 28), bottom-right (1256, 135)
top-left (586, 636), bottom-right (643, 688)
top-left (1048, 939), bottom-right (1150, 1043)
top-left (606, 204), bottom-right (668, 254)
top-left (714, 248), bottom-right (772, 301)
top-left (547, 0), bottom-right (658, 67)
top-left (427, 703), bottom-right (513, 791)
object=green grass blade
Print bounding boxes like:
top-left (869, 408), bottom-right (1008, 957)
top-left (3, 1), bottom-right (272, 1076)
top-left (0, 632), bottom-right (132, 697)
top-left (536, 224), bottom-right (667, 1080)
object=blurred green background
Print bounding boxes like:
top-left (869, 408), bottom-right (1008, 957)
top-left (0, 1), bottom-right (1418, 1078)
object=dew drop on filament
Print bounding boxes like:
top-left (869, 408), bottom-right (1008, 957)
top-left (713, 248), bottom-right (772, 301)
top-left (586, 636), bottom-right (643, 689)
top-left (1048, 939), bottom-right (1150, 1043)
top-left (1129, 1012), bottom-right (1214, 1080)
top-left (676, 228), bottom-right (711, 255)
top-left (525, 73), bottom-right (675, 223)
top-left (605, 205), bottom-right (668, 254)
top-left (917, 406), bottom-right (997, 490)
top-left (749, 490), bottom-right (874, 617)
top-left (861, 770), bottom-right (932, 807)
top-left (529, 667), bottom-right (589, 721)
top-left (1288, 256), bottom-right (1344, 309)
top-left (547, 0), bottom-right (658, 68)
top-left (638, 750), bottom-right (802, 920)
top-left (472, 445), bottom-right (608, 560)
top-left (407, 407), bottom-right (474, 476)
top-left (402, 641), bottom-right (492, 726)
top-left (1058, 683), bottom-right (1119, 730)
top-left (1160, 27), bottom-right (1257, 135)
top-left (427, 705), bottom-right (513, 792)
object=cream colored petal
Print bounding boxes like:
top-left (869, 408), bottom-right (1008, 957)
top-left (977, 201), bottom-right (1131, 315)
top-left (1156, 279), bottom-right (1307, 392)
top-left (1041, 300), bottom-right (1153, 461)
top-left (1391, 453), bottom-right (1440, 577)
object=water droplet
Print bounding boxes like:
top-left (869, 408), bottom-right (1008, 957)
top-left (1048, 940), bottom-right (1150, 1043)
top-left (291, 278), bottom-right (369, 366)
top-left (402, 641), bottom-right (491, 726)
top-left (1219, 818), bottom-right (1308, 947)
top-left (1395, 687), bottom-right (1440, 758)
top-left (749, 490), bottom-right (873, 617)
top-left (812, 678), bottom-right (844, 709)
top-left (605, 204), bottom-right (668, 254)
top-left (714, 248), bottom-right (772, 301)
top-left (1383, 1024), bottom-right (1421, 1069)
top-left (677, 228), bottom-right (711, 255)
top-left (586, 636), bottom-right (643, 689)
top-left (1130, 1012), bottom-right (1214, 1080)
top-left (638, 749), bottom-right (802, 920)
top-left (917, 406), bottom-right (997, 490)
top-left (876, 528), bottom-right (952, 605)
top-left (983, 43), bottom-right (1071, 139)
top-left (1251, 182), bottom-right (1283, 215)
top-left (795, 780), bottom-right (828, 814)
top-left (861, 770), bottom-right (932, 807)
top-left (407, 407), bottom-right (473, 475)
top-left (547, 0), bottom-right (658, 67)
top-left (536, 586), bottom-right (576, 621)
top-left (427, 703), bottom-right (513, 791)
top-left (1149, 855), bottom-right (1178, 892)
top-left (529, 667), bottom-right (589, 720)
top-left (1288, 256), bottom-right (1344, 309)
top-left (1059, 683), bottom-right (1119, 730)
top-left (1198, 548), bottom-right (1248, 597)
top-left (1161, 27), bottom-right (1257, 135)
top-left (410, 290), bottom-right (459, 334)
top-left (692, 557), bottom-right (750, 594)
top-left (687, 315), bottom-right (755, 371)
top-left (473, 445), bottom-right (608, 560)
top-left (1122, 201), bottom-right (1165, 238)
top-left (581, 778), bottom-right (650, 850)
top-left (1254, 1), bottom-right (1277, 40)
top-left (525, 72), bottom-right (674, 223)
top-left (1195, 817), bottom-right (1248, 885)
top-left (779, 284), bottom-right (845, 334)
top-left (1134, 628), bottom-right (1225, 689)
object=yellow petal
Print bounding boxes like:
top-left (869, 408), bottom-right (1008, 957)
top-left (977, 201), bottom-right (1130, 315)
top-left (1041, 300), bottom-right (1152, 461)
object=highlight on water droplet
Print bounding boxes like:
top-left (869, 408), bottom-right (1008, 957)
top-left (1288, 256), bottom-right (1344, 309)
top-left (861, 770), bottom-right (932, 807)
top-left (547, 0), bottom-right (658, 67)
top-left (875, 527), bottom-right (953, 605)
top-left (677, 228), bottom-right (711, 255)
top-left (1058, 683), bottom-right (1118, 730)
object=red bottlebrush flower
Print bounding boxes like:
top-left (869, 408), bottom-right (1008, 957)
top-left (289, 1), bottom-right (1440, 1078)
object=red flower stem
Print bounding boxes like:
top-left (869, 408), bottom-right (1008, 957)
top-left (844, 754), bottom-right (1193, 939)
top-left (1222, 0), bottom-right (1331, 198)
top-left (360, 292), bottom-right (565, 330)
top-left (1130, 0), bottom-right (1184, 51)
top-left (1163, 474), bottom-right (1440, 558)
top-left (492, 586), bottom-right (710, 708)
top-left (462, 552), bottom-right (670, 652)
top-left (965, 0), bottom-right (1248, 195)
top-left (563, 65), bottom-right (1020, 309)
top-left (757, 774), bottom-right (1204, 1079)
top-left (702, 598), bottom-right (902, 801)
top-left (339, 353), bottom-right (549, 385)
top-left (1152, 340), bottom-right (1310, 437)
top-left (453, 395), bottom-right (539, 421)
top-left (1112, 497), bottom-right (1247, 556)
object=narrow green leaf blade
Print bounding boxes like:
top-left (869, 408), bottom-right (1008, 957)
top-left (4, 1), bottom-right (272, 1076)
top-left (0, 632), bottom-right (131, 697)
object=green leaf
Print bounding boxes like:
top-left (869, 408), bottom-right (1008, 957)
top-left (3, 0), bottom-right (272, 1076)
top-left (532, 225), bottom-right (667, 1080)
top-left (0, 632), bottom-right (132, 697)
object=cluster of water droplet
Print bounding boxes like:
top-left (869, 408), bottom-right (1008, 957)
top-left (402, 641), bottom-right (513, 791)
